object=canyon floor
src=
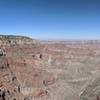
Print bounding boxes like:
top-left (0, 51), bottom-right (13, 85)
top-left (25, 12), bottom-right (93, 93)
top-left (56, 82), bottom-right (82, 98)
top-left (0, 35), bottom-right (100, 100)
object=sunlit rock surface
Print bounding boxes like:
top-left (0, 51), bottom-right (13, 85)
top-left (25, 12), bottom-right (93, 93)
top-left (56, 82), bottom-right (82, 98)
top-left (0, 35), bottom-right (100, 100)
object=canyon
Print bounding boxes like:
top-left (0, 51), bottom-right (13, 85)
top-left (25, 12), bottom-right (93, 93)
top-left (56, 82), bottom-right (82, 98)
top-left (0, 35), bottom-right (100, 100)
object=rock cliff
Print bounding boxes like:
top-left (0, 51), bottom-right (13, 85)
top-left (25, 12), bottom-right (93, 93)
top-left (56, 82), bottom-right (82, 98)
top-left (0, 35), bottom-right (38, 46)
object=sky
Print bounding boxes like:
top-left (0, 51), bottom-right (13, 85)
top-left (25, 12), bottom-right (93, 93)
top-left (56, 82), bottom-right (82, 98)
top-left (0, 0), bottom-right (100, 39)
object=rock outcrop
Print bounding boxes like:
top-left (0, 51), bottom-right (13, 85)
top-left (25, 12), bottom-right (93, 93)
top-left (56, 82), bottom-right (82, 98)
top-left (0, 57), bottom-right (20, 100)
top-left (0, 35), bottom-right (39, 46)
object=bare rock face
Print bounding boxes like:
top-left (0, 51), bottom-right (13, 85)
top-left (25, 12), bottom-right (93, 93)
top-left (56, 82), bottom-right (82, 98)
top-left (0, 57), bottom-right (20, 100)
top-left (0, 35), bottom-right (39, 46)
top-left (80, 77), bottom-right (100, 100)
top-left (1, 35), bottom-right (100, 100)
top-left (0, 48), bottom-right (6, 56)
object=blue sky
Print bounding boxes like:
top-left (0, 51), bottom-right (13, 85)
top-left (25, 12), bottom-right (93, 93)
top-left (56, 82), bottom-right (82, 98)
top-left (0, 0), bottom-right (100, 39)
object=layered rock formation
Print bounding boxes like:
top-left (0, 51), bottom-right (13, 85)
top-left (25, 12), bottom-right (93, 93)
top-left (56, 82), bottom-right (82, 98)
top-left (0, 35), bottom-right (100, 100)
top-left (0, 35), bottom-right (38, 46)
top-left (0, 35), bottom-right (56, 100)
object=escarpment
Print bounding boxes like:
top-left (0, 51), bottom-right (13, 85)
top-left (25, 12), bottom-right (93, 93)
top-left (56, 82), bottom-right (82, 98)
top-left (0, 35), bottom-right (56, 100)
top-left (1, 35), bottom-right (100, 100)
top-left (0, 35), bottom-right (39, 46)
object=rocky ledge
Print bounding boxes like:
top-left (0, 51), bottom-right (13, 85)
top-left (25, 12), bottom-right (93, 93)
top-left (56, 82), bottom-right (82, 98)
top-left (0, 35), bottom-right (39, 46)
